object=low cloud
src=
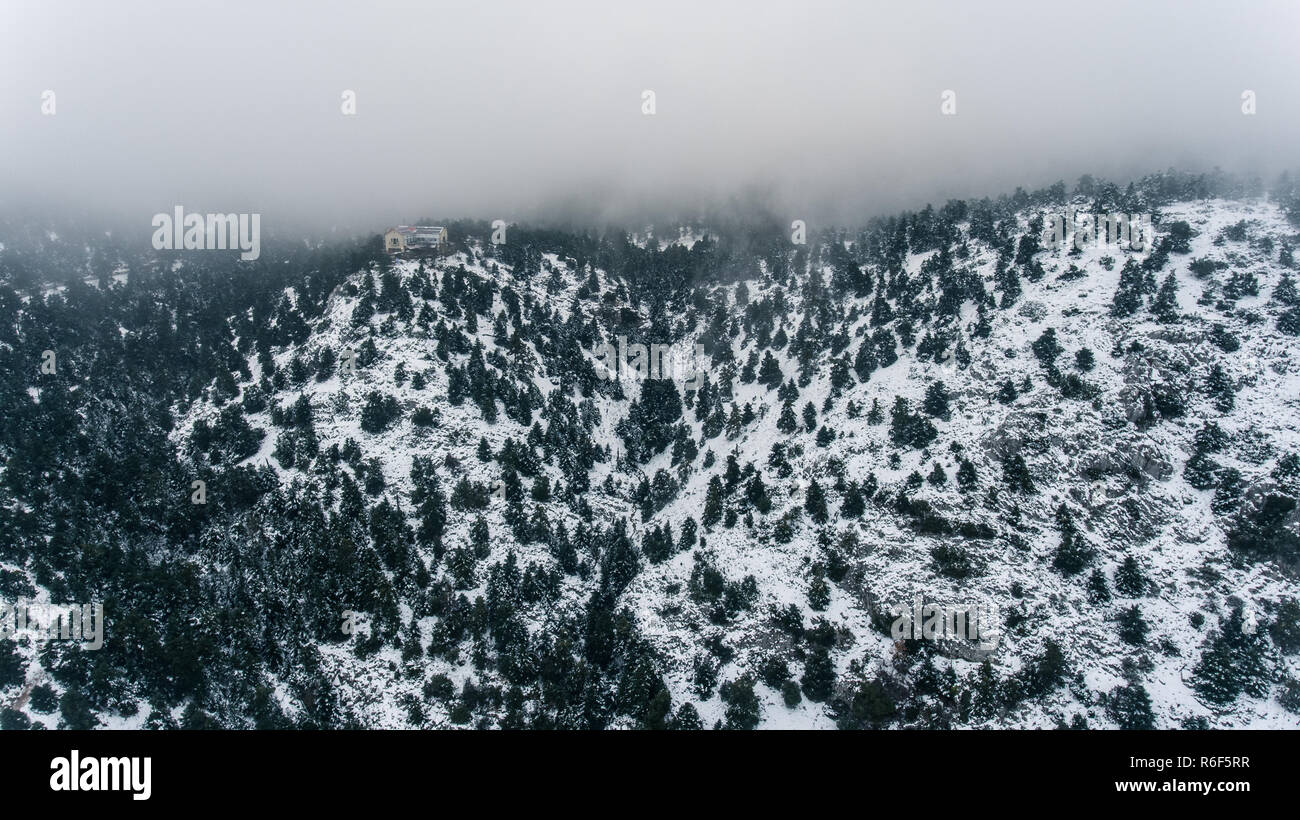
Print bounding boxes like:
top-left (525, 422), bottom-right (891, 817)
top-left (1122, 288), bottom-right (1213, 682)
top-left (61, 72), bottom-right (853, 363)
top-left (2, 0), bottom-right (1297, 233)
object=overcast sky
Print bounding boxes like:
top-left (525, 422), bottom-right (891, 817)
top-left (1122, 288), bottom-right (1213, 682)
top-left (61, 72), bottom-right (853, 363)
top-left (2, 0), bottom-right (1297, 233)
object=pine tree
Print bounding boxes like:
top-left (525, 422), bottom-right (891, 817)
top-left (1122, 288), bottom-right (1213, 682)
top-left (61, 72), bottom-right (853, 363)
top-left (1117, 605), bottom-right (1148, 645)
top-left (928, 462), bottom-right (948, 486)
top-left (922, 380), bottom-right (950, 418)
top-left (702, 476), bottom-right (724, 529)
top-left (781, 680), bottom-right (802, 708)
top-left (670, 702), bottom-right (703, 730)
top-left (1152, 272), bottom-right (1180, 322)
top-left (1031, 328), bottom-right (1062, 367)
top-left (853, 339), bottom-right (877, 382)
top-left (1191, 605), bottom-right (1273, 705)
top-left (1106, 682), bottom-right (1155, 729)
top-left (1111, 259), bottom-right (1145, 317)
top-left (1022, 638), bottom-right (1068, 698)
top-left (725, 404), bottom-right (743, 439)
top-left (1183, 451), bottom-right (1220, 489)
top-left (996, 379), bottom-right (1018, 404)
top-left (0, 641), bottom-right (26, 689)
top-left (678, 517), bottom-right (698, 551)
top-left (720, 676), bottom-right (762, 730)
top-left (745, 473), bottom-right (772, 514)
top-left (740, 350), bottom-right (758, 384)
top-left (1270, 598), bottom-right (1300, 655)
top-left (840, 481), bottom-right (866, 518)
top-left (758, 351), bottom-right (783, 389)
top-left (643, 524), bottom-right (675, 564)
top-left (956, 458), bottom-right (978, 491)
top-left (1052, 509), bottom-right (1092, 575)
top-left (1212, 467), bottom-right (1243, 516)
top-left (808, 570), bottom-right (831, 611)
top-left (1273, 271), bottom-right (1299, 306)
top-left (777, 379), bottom-right (800, 403)
top-left (1113, 555), bottom-right (1148, 596)
top-left (866, 398), bottom-right (883, 425)
top-left (776, 400), bottom-right (798, 434)
top-left (1086, 569), bottom-right (1111, 603)
top-left (1279, 306), bottom-right (1300, 336)
top-left (997, 261), bottom-right (1022, 308)
top-left (829, 355), bottom-right (853, 392)
top-left (800, 648), bottom-right (836, 702)
top-left (805, 479), bottom-right (829, 523)
top-left (724, 453), bottom-right (742, 489)
top-left (802, 401), bottom-right (818, 432)
top-left (1002, 453), bottom-right (1035, 494)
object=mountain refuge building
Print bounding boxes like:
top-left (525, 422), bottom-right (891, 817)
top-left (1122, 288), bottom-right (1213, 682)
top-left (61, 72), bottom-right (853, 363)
top-left (384, 225), bottom-right (448, 254)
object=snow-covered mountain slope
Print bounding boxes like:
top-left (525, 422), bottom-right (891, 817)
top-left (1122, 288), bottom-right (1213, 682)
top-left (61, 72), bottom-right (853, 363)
top-left (150, 196), bottom-right (1299, 729)
top-left (6, 182), bottom-right (1298, 731)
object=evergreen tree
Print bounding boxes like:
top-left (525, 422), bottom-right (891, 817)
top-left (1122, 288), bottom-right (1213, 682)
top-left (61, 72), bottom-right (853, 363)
top-left (866, 398), bottom-right (883, 425)
top-left (1117, 604), bottom-right (1148, 645)
top-left (1183, 451), bottom-right (1220, 490)
top-left (702, 476), bottom-right (724, 529)
top-left (643, 524), bottom-right (675, 564)
top-left (1086, 568), bottom-right (1111, 603)
top-left (1205, 363), bottom-right (1235, 413)
top-left (927, 462), bottom-right (948, 486)
top-left (1031, 328), bottom-right (1062, 368)
top-left (1191, 605), bottom-right (1273, 705)
top-left (745, 473), bottom-right (773, 514)
top-left (670, 703), bottom-right (703, 730)
top-left (1113, 555), bottom-right (1148, 597)
top-left (1152, 272), bottom-right (1180, 322)
top-left (1106, 682), bottom-right (1155, 729)
top-left (807, 569), bottom-right (831, 611)
top-left (805, 479), bottom-right (829, 523)
top-left (1279, 306), bottom-right (1300, 336)
top-left (720, 676), bottom-right (762, 730)
top-left (922, 380), bottom-right (950, 418)
top-left (840, 481), bottom-right (866, 518)
top-left (1111, 259), bottom-right (1146, 317)
top-left (1002, 453), bottom-right (1035, 494)
top-left (853, 339), bottom-right (877, 382)
top-left (996, 379), bottom-right (1018, 404)
top-left (802, 401), bottom-right (818, 433)
top-left (1270, 598), bottom-right (1300, 655)
top-left (956, 458), bottom-right (978, 491)
top-left (776, 400), bottom-right (798, 434)
top-left (1274, 271), bottom-right (1299, 306)
top-left (758, 351), bottom-right (783, 389)
top-left (1052, 507), bottom-right (1092, 574)
top-left (800, 648), bottom-right (836, 702)
top-left (678, 517), bottom-right (698, 551)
